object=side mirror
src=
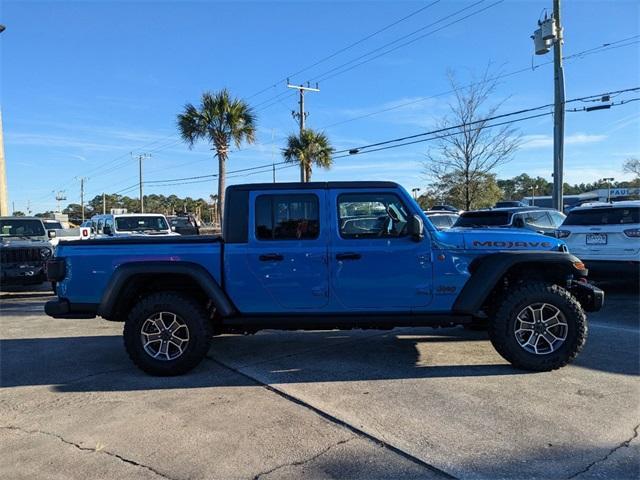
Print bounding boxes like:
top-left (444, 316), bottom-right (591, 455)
top-left (102, 225), bottom-right (112, 235)
top-left (47, 230), bottom-right (57, 239)
top-left (171, 226), bottom-right (176, 231)
top-left (513, 217), bottom-right (525, 228)
top-left (409, 214), bottom-right (424, 242)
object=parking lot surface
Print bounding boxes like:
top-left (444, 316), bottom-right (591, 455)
top-left (1, 281), bottom-right (638, 480)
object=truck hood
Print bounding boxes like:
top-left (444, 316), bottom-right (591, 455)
top-left (0, 237), bottom-right (50, 248)
top-left (434, 227), bottom-right (566, 252)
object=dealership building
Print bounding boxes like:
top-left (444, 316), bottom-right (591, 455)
top-left (522, 187), bottom-right (640, 210)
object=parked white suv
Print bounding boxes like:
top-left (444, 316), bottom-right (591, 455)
top-left (556, 201), bottom-right (640, 277)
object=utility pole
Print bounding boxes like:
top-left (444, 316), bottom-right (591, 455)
top-left (102, 192), bottom-right (106, 214)
top-left (0, 26), bottom-right (8, 216)
top-left (531, 1), bottom-right (565, 212)
top-left (552, 0), bottom-right (565, 213)
top-left (132, 153), bottom-right (151, 213)
top-left (75, 177), bottom-right (88, 222)
top-left (287, 80), bottom-right (320, 182)
top-left (271, 129), bottom-right (276, 183)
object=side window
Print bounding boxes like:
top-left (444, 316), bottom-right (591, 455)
top-left (338, 193), bottom-right (409, 239)
top-left (255, 194), bottom-right (319, 241)
top-left (97, 220), bottom-right (104, 234)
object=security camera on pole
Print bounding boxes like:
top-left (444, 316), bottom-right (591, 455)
top-left (531, 1), bottom-right (565, 212)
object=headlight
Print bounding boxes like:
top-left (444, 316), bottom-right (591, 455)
top-left (40, 248), bottom-right (52, 259)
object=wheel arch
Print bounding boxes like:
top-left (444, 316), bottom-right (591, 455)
top-left (452, 252), bottom-right (587, 316)
top-left (97, 261), bottom-right (237, 321)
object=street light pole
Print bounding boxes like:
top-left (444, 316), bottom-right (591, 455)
top-left (602, 177), bottom-right (614, 202)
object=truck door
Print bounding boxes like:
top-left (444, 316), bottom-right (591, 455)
top-left (329, 190), bottom-right (432, 310)
top-left (244, 189), bottom-right (329, 311)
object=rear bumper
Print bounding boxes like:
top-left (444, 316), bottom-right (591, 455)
top-left (45, 299), bottom-right (98, 319)
top-left (569, 280), bottom-right (605, 313)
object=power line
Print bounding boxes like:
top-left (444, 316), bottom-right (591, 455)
top-left (333, 112), bottom-right (552, 159)
top-left (311, 0), bottom-right (501, 84)
top-left (245, 1), bottom-right (442, 101)
top-left (250, 0), bottom-right (500, 113)
top-left (333, 87), bottom-right (640, 155)
top-left (319, 36), bottom-right (640, 131)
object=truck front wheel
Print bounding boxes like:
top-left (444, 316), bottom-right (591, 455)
top-left (488, 282), bottom-right (587, 372)
top-left (123, 292), bottom-right (212, 376)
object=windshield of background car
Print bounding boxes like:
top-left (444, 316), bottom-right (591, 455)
top-left (454, 211), bottom-right (510, 227)
top-left (44, 221), bottom-right (63, 230)
top-left (563, 207), bottom-right (640, 226)
top-left (115, 216), bottom-right (169, 231)
top-left (170, 217), bottom-right (192, 226)
top-left (428, 215), bottom-right (456, 229)
top-left (0, 219), bottom-right (46, 237)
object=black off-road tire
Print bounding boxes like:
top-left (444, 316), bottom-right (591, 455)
top-left (489, 282), bottom-right (587, 372)
top-left (123, 292), bottom-right (212, 376)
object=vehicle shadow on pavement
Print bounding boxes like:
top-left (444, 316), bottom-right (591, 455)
top-left (1, 321), bottom-right (636, 392)
top-left (1, 330), bottom-right (525, 392)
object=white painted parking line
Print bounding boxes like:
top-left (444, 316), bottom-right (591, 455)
top-left (590, 322), bottom-right (640, 333)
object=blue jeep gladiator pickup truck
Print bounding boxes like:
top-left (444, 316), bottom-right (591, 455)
top-left (45, 182), bottom-right (604, 376)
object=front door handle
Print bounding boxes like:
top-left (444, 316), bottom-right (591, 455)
top-left (259, 253), bottom-right (284, 261)
top-left (335, 252), bottom-right (361, 261)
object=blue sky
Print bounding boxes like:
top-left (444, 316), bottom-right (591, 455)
top-left (2, 0), bottom-right (639, 213)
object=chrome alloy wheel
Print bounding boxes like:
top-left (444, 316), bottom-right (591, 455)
top-left (514, 303), bottom-right (568, 355)
top-left (140, 312), bottom-right (190, 361)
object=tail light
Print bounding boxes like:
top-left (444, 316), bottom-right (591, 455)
top-left (556, 230), bottom-right (571, 238)
top-left (623, 228), bottom-right (640, 238)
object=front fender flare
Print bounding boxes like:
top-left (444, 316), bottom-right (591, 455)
top-left (452, 251), bottom-right (586, 315)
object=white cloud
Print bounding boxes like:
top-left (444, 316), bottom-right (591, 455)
top-left (521, 133), bottom-right (607, 149)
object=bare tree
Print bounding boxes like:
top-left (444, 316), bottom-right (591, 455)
top-left (423, 68), bottom-right (521, 210)
top-left (623, 157), bottom-right (640, 178)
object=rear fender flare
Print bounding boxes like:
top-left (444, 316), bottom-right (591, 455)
top-left (97, 261), bottom-right (237, 319)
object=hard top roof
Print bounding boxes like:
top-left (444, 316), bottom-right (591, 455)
top-left (461, 206), bottom-right (555, 214)
top-left (227, 181), bottom-right (399, 191)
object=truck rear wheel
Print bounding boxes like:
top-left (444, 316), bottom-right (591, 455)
top-left (488, 282), bottom-right (587, 372)
top-left (123, 292), bottom-right (212, 376)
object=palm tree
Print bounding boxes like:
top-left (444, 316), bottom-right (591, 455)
top-left (177, 89), bottom-right (256, 226)
top-left (282, 129), bottom-right (334, 182)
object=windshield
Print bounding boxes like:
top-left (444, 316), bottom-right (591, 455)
top-left (454, 211), bottom-right (511, 227)
top-left (170, 217), bottom-right (192, 227)
top-left (115, 216), bottom-right (169, 232)
top-left (43, 221), bottom-right (63, 230)
top-left (0, 219), bottom-right (46, 237)
top-left (563, 207), bottom-right (640, 226)
top-left (427, 214), bottom-right (457, 230)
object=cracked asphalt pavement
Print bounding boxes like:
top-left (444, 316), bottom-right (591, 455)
top-left (1, 280), bottom-right (638, 479)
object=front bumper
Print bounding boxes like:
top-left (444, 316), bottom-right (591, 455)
top-left (0, 263), bottom-right (46, 285)
top-left (569, 280), bottom-right (604, 312)
top-left (44, 299), bottom-right (98, 319)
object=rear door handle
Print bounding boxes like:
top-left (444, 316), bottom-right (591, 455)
top-left (259, 253), bottom-right (284, 261)
top-left (335, 252), bottom-right (361, 260)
